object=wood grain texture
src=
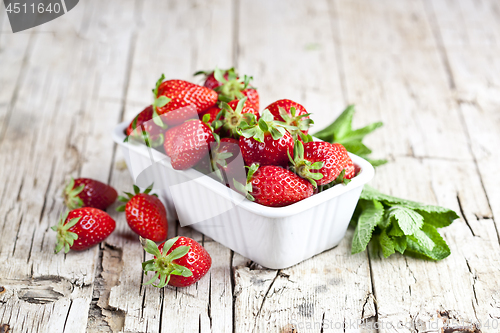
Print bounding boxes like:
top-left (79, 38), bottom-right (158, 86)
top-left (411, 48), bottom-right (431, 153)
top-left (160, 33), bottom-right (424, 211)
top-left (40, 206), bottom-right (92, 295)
top-left (1, 0), bottom-right (500, 332)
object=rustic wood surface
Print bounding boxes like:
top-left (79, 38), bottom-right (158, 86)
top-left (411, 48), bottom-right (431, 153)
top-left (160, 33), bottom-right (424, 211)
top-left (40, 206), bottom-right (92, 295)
top-left (1, 0), bottom-right (500, 332)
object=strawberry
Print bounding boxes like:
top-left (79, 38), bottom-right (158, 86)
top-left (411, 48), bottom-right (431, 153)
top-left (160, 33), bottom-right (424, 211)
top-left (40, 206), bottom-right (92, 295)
top-left (195, 138), bottom-right (246, 187)
top-left (217, 97), bottom-right (259, 139)
top-left (141, 236), bottom-right (212, 288)
top-left (238, 110), bottom-right (295, 167)
top-left (234, 164), bottom-right (313, 207)
top-left (167, 120), bottom-right (215, 170)
top-left (125, 105), bottom-right (166, 147)
top-left (116, 184), bottom-right (168, 242)
top-left (199, 105), bottom-right (221, 125)
top-left (195, 68), bottom-right (259, 110)
top-left (64, 178), bottom-right (117, 210)
top-left (149, 74), bottom-right (218, 127)
top-left (52, 208), bottom-right (116, 253)
top-left (265, 99), bottom-right (313, 140)
top-left (290, 141), bottom-right (355, 187)
top-left (163, 125), bottom-right (182, 157)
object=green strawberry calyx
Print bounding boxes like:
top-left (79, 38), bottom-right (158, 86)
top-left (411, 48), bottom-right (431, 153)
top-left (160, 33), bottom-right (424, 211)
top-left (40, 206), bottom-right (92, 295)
top-left (212, 67), bottom-right (254, 102)
top-left (51, 210), bottom-right (80, 254)
top-left (239, 109), bottom-right (297, 143)
top-left (116, 183), bottom-right (157, 212)
top-left (63, 178), bottom-right (85, 210)
top-left (289, 140), bottom-right (324, 188)
top-left (277, 106), bottom-right (314, 141)
top-left (126, 114), bottom-right (165, 148)
top-left (140, 236), bottom-right (193, 288)
top-left (209, 144), bottom-right (234, 183)
top-left (233, 163), bottom-right (259, 201)
top-left (151, 74), bottom-right (171, 128)
top-left (215, 97), bottom-right (257, 139)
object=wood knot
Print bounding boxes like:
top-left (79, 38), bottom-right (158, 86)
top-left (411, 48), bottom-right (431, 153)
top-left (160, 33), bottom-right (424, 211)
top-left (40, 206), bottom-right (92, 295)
top-left (0, 287), bottom-right (5, 294)
top-left (0, 324), bottom-right (10, 333)
top-left (281, 324), bottom-right (298, 333)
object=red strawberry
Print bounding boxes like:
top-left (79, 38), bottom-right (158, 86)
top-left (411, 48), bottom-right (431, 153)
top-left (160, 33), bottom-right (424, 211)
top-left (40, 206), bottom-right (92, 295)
top-left (126, 105), bottom-right (166, 147)
top-left (64, 178), bottom-right (117, 210)
top-left (52, 208), bottom-right (116, 253)
top-left (116, 184), bottom-right (168, 242)
top-left (150, 75), bottom-right (218, 126)
top-left (199, 105), bottom-right (221, 124)
top-left (266, 99), bottom-right (313, 139)
top-left (238, 110), bottom-right (295, 167)
top-left (290, 141), bottom-right (355, 187)
top-left (234, 164), bottom-right (313, 207)
top-left (218, 98), bottom-right (259, 139)
top-left (141, 236), bottom-right (212, 288)
top-left (163, 125), bottom-right (182, 157)
top-left (168, 120), bottom-right (215, 170)
top-left (195, 68), bottom-right (259, 110)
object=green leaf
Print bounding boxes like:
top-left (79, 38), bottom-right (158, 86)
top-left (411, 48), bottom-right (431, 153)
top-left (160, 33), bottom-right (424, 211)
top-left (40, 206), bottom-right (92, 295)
top-left (155, 95), bottom-right (171, 108)
top-left (408, 229), bottom-right (435, 252)
top-left (351, 200), bottom-right (384, 254)
top-left (361, 186), bottom-right (459, 228)
top-left (392, 236), bottom-right (407, 254)
top-left (386, 205), bottom-right (424, 236)
top-left (166, 246), bottom-right (190, 260)
top-left (378, 229), bottom-right (395, 258)
top-left (140, 237), bottom-right (162, 257)
top-left (404, 224), bottom-right (450, 260)
top-left (171, 263), bottom-right (193, 277)
top-left (314, 105), bottom-right (354, 142)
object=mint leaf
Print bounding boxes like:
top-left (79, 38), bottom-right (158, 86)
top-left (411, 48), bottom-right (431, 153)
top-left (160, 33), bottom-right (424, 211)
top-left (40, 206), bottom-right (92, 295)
top-left (392, 236), bottom-right (407, 254)
top-left (409, 229), bottom-right (435, 251)
top-left (378, 229), bottom-right (395, 258)
top-left (405, 224), bottom-right (450, 260)
top-left (386, 205), bottom-right (424, 236)
top-left (351, 200), bottom-right (384, 254)
top-left (387, 218), bottom-right (404, 236)
top-left (313, 105), bottom-right (385, 166)
top-left (361, 186), bottom-right (458, 228)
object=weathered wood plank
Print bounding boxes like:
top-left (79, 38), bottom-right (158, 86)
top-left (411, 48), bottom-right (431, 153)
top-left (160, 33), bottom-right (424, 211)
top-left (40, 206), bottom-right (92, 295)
top-left (0, 0), bottom-right (136, 332)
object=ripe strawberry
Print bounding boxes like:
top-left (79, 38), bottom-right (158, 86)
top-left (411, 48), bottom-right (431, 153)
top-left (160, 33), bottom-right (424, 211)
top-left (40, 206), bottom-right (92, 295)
top-left (52, 208), bottom-right (116, 253)
top-left (141, 236), bottom-right (212, 288)
top-left (149, 74), bottom-right (218, 127)
top-left (64, 178), bottom-right (117, 210)
top-left (218, 98), bottom-right (259, 139)
top-left (290, 141), bottom-right (355, 187)
top-left (234, 164), bottom-right (313, 207)
top-left (163, 125), bottom-right (182, 157)
top-left (199, 105), bottom-right (221, 124)
top-left (195, 68), bottom-right (259, 110)
top-left (266, 99), bottom-right (313, 139)
top-left (116, 184), bottom-right (168, 242)
top-left (167, 120), bottom-right (215, 170)
top-left (126, 105), bottom-right (166, 147)
top-left (238, 110), bottom-right (295, 167)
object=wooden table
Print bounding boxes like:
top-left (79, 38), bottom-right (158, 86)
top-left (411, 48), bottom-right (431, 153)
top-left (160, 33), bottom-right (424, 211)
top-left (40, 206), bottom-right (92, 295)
top-left (1, 0), bottom-right (500, 332)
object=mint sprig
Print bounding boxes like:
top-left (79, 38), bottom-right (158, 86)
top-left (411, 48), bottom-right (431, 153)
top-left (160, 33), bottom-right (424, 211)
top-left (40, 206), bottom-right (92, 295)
top-left (313, 105), bottom-right (386, 166)
top-left (351, 186), bottom-right (458, 260)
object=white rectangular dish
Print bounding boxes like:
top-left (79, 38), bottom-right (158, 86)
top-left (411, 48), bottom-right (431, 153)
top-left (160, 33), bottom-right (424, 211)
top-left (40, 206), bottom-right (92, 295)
top-left (113, 121), bottom-right (374, 269)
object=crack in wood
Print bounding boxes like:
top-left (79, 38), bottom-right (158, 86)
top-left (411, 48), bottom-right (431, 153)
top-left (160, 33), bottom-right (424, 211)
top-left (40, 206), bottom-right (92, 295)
top-left (457, 194), bottom-right (476, 237)
top-left (252, 270), bottom-right (281, 333)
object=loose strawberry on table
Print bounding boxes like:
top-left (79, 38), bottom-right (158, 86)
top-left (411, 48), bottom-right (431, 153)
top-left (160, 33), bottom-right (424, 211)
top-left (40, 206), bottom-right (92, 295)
top-left (195, 67), bottom-right (260, 111)
top-left (238, 109), bottom-right (295, 167)
top-left (166, 119), bottom-right (215, 170)
top-left (64, 178), bottom-right (118, 210)
top-left (116, 184), bottom-right (168, 243)
top-left (52, 208), bottom-right (116, 253)
top-left (141, 236), bottom-right (212, 288)
top-left (234, 164), bottom-right (314, 207)
top-left (290, 141), bottom-right (355, 187)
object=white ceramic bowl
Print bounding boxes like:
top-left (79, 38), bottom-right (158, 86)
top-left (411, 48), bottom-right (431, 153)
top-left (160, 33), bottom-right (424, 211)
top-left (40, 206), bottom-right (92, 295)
top-left (113, 121), bottom-right (374, 269)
